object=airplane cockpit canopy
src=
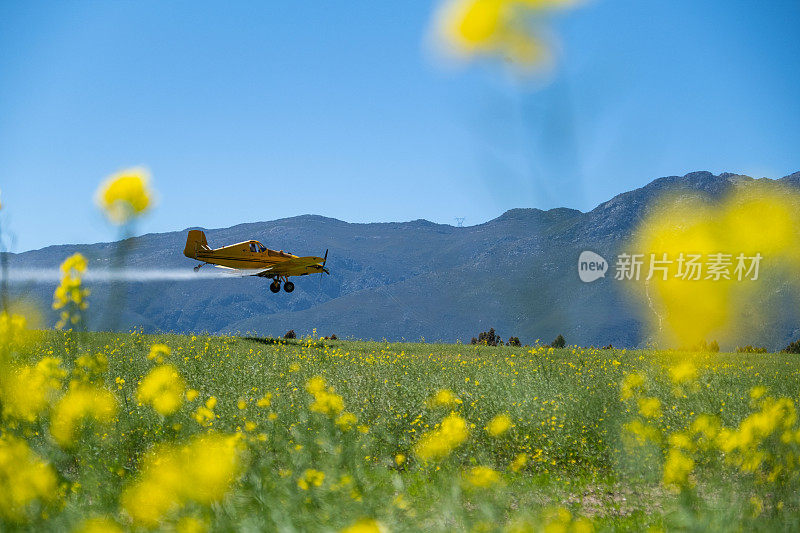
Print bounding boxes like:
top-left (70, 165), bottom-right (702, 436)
top-left (249, 242), bottom-right (267, 253)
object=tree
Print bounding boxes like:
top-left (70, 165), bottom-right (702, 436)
top-left (476, 328), bottom-right (502, 347)
top-left (284, 329), bottom-right (296, 339)
top-left (506, 336), bottom-right (521, 347)
top-left (550, 334), bottom-right (566, 348)
top-left (783, 340), bottom-right (800, 354)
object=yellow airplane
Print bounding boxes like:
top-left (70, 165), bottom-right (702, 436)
top-left (183, 230), bottom-right (328, 293)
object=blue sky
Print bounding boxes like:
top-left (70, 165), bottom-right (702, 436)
top-left (1, 0), bottom-right (798, 251)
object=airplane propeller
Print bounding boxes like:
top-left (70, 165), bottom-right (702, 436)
top-left (317, 249), bottom-right (329, 298)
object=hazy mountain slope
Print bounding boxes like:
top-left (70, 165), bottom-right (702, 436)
top-left (6, 170), bottom-right (800, 348)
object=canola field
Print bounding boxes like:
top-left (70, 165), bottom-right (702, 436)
top-left (3, 320), bottom-right (800, 532)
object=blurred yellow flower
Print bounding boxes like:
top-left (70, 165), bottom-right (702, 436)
top-left (0, 312), bottom-right (30, 355)
top-left (510, 452), bottom-right (528, 472)
top-left (429, 388), bottom-right (461, 408)
top-left (121, 433), bottom-right (241, 526)
top-left (637, 397), bottom-right (662, 419)
top-left (750, 386), bottom-right (767, 400)
top-left (433, 0), bottom-right (578, 68)
top-left (464, 465), bottom-right (502, 488)
top-left (95, 167), bottom-right (153, 224)
top-left (414, 412), bottom-right (469, 461)
top-left (256, 392), bottom-right (272, 407)
top-left (73, 517), bottom-right (124, 533)
top-left (297, 468), bottom-right (325, 490)
top-left (50, 385), bottom-right (117, 447)
top-left (0, 358), bottom-right (65, 421)
top-left (52, 253), bottom-right (90, 329)
top-left (306, 376), bottom-right (344, 416)
top-left (137, 364), bottom-right (186, 416)
top-left (340, 518), bottom-right (386, 533)
top-left (486, 413), bottom-right (513, 436)
top-left (176, 516), bottom-right (208, 533)
top-left (669, 360), bottom-right (698, 385)
top-left (336, 411), bottom-right (358, 431)
top-left (620, 372), bottom-right (645, 401)
top-left (147, 343), bottom-right (171, 364)
top-left (662, 448), bottom-right (694, 491)
top-left (0, 436), bottom-right (57, 522)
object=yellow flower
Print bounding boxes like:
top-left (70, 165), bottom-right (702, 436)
top-left (668, 432), bottom-right (693, 451)
top-left (0, 312), bottom-right (32, 354)
top-left (73, 517), bottom-right (124, 533)
top-left (414, 413), bottom-right (469, 461)
top-left (486, 413), bottom-right (513, 436)
top-left (340, 518), bottom-right (386, 533)
top-left (147, 343), bottom-right (171, 364)
top-left (395, 453), bottom-right (406, 466)
top-left (669, 360), bottom-right (698, 385)
top-left (256, 393), bottom-right (272, 407)
top-left (623, 419), bottom-right (661, 446)
top-left (50, 385), bottom-right (117, 447)
top-left (428, 388), bottom-right (460, 407)
top-left (72, 352), bottom-right (108, 384)
top-left (297, 469), bottom-right (325, 490)
top-left (306, 376), bottom-right (344, 416)
top-left (193, 405), bottom-right (215, 427)
top-left (176, 516), bottom-right (208, 533)
top-left (510, 453), bottom-right (528, 472)
top-left (662, 448), bottom-right (694, 491)
top-left (464, 465), bottom-right (502, 488)
top-left (137, 364), bottom-right (186, 416)
top-left (620, 372), bottom-right (645, 400)
top-left (52, 253), bottom-right (90, 329)
top-left (95, 167), bottom-right (153, 224)
top-left (637, 397), bottom-right (662, 419)
top-left (0, 436), bottom-right (57, 522)
top-left (237, 399), bottom-right (247, 410)
top-left (336, 411), bottom-right (358, 431)
top-left (434, 0), bottom-right (576, 67)
top-left (750, 386), bottom-right (767, 400)
top-left (0, 358), bottom-right (65, 421)
top-left (121, 433), bottom-right (241, 526)
top-left (186, 389), bottom-right (199, 401)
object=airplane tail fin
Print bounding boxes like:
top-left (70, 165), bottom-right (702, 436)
top-left (184, 230), bottom-right (210, 259)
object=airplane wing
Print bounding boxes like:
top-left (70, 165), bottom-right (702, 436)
top-left (252, 256), bottom-right (326, 277)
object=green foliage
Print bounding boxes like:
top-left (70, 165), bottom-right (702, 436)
top-left (783, 340), bottom-right (800, 354)
top-left (5, 331), bottom-right (800, 531)
top-left (736, 345), bottom-right (768, 353)
top-left (472, 328), bottom-right (502, 346)
top-left (550, 334), bottom-right (566, 348)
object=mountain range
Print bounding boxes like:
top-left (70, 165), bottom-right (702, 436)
top-left (6, 170), bottom-right (800, 349)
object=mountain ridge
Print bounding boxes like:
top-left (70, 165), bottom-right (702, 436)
top-left (6, 170), bottom-right (800, 349)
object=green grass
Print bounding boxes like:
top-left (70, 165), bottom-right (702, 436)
top-left (4, 330), bottom-right (800, 531)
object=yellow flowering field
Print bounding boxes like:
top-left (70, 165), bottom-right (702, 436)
top-left (3, 316), bottom-right (800, 531)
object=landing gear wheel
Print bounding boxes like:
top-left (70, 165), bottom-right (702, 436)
top-left (269, 281), bottom-right (281, 293)
top-left (283, 281), bottom-right (295, 293)
top-left (193, 265), bottom-right (201, 272)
